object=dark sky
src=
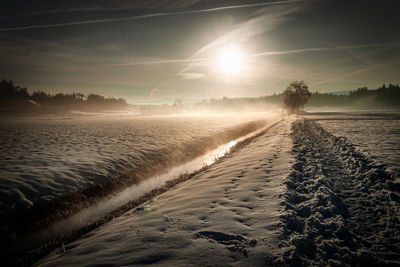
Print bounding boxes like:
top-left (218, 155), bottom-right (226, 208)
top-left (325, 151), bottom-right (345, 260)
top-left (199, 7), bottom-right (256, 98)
top-left (1, 0), bottom-right (399, 103)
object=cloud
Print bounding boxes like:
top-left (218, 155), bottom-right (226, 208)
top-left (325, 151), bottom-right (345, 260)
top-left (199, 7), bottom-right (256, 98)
top-left (141, 1), bottom-right (303, 97)
top-left (174, 2), bottom-right (303, 71)
top-left (177, 72), bottom-right (206, 80)
top-left (1, 0), bottom-right (201, 17)
top-left (150, 88), bottom-right (159, 99)
top-left (0, 0), bottom-right (302, 32)
top-left (112, 57), bottom-right (211, 66)
top-left (110, 41), bottom-right (400, 67)
top-left (252, 42), bottom-right (400, 57)
top-left (310, 63), bottom-right (394, 86)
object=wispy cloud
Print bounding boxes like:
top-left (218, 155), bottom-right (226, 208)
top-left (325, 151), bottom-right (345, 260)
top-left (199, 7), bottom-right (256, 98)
top-left (111, 41), bottom-right (399, 67)
top-left (251, 42), bottom-right (400, 57)
top-left (146, 2), bottom-right (303, 97)
top-left (0, 0), bottom-right (302, 32)
top-left (112, 57), bottom-right (211, 66)
top-left (310, 62), bottom-right (395, 86)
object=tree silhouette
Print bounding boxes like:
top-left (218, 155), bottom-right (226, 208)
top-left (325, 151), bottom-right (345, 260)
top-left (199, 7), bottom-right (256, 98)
top-left (0, 79), bottom-right (128, 113)
top-left (283, 81), bottom-right (311, 114)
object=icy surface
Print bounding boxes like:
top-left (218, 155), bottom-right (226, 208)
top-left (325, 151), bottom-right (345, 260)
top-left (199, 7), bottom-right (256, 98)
top-left (0, 112), bottom-right (276, 215)
top-left (36, 119), bottom-right (294, 266)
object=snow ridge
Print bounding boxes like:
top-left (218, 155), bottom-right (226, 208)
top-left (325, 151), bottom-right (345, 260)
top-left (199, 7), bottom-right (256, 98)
top-left (280, 119), bottom-right (400, 266)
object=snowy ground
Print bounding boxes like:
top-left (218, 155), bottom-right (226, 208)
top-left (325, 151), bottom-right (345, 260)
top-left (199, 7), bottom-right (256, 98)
top-left (29, 113), bottom-right (400, 266)
top-left (0, 113), bottom-right (272, 216)
top-left (280, 118), bottom-right (400, 266)
top-left (0, 112), bottom-right (277, 247)
top-left (316, 117), bottom-right (400, 177)
top-left (36, 119), bottom-right (294, 266)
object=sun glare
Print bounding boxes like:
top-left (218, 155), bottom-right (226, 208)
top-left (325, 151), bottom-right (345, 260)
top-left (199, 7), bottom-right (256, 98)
top-left (217, 46), bottom-right (244, 75)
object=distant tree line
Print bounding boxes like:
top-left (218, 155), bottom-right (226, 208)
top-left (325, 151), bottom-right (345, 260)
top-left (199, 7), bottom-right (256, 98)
top-left (192, 83), bottom-right (400, 112)
top-left (139, 99), bottom-right (185, 115)
top-left (191, 96), bottom-right (278, 113)
top-left (0, 79), bottom-right (128, 114)
top-left (307, 83), bottom-right (400, 107)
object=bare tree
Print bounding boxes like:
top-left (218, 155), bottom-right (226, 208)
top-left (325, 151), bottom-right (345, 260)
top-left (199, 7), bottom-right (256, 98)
top-left (283, 81), bottom-right (311, 114)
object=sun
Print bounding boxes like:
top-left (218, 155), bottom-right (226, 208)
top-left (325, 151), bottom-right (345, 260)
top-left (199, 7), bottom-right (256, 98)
top-left (217, 46), bottom-right (244, 75)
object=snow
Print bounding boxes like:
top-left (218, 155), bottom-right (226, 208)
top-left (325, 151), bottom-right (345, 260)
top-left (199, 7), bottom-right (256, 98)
top-left (4, 111), bottom-right (399, 266)
top-left (315, 116), bottom-right (400, 177)
top-left (35, 118), bottom-right (295, 266)
top-left (0, 112), bottom-right (275, 218)
top-left (280, 116), bottom-right (400, 266)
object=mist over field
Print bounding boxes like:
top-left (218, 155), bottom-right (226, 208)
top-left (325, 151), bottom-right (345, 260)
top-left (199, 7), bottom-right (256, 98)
top-left (1, 0), bottom-right (399, 266)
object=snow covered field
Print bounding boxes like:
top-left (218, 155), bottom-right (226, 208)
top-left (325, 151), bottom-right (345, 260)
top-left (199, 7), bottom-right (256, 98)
top-left (315, 114), bottom-right (400, 177)
top-left (36, 112), bottom-right (400, 266)
top-left (36, 117), bottom-right (295, 266)
top-left (0, 113), bottom-right (275, 215)
top-left (0, 112), bottom-right (280, 263)
top-left (2, 112), bottom-right (400, 266)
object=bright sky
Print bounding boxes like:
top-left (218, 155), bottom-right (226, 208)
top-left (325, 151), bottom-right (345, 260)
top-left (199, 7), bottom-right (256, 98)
top-left (1, 0), bottom-right (399, 103)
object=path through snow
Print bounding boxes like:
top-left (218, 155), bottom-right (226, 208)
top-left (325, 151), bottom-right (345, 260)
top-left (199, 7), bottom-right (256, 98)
top-left (280, 119), bottom-right (400, 266)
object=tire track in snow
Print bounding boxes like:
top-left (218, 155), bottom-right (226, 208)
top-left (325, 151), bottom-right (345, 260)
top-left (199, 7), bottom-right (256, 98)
top-left (279, 118), bottom-right (400, 266)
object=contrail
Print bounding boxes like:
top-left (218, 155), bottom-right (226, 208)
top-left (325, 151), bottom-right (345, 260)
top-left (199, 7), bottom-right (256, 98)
top-left (251, 42), bottom-right (399, 57)
top-left (113, 57), bottom-right (211, 66)
top-left (111, 42), bottom-right (398, 67)
top-left (0, 0), bottom-right (302, 32)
